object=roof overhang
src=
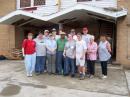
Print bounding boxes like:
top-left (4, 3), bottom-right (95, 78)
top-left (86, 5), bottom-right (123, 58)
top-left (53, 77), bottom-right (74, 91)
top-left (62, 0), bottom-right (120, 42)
top-left (47, 4), bottom-right (127, 23)
top-left (0, 4), bottom-right (127, 26)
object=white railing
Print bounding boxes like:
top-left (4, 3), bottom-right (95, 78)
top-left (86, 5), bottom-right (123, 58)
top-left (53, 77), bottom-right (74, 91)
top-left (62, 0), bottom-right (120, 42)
top-left (77, 0), bottom-right (117, 8)
top-left (16, 0), bottom-right (117, 16)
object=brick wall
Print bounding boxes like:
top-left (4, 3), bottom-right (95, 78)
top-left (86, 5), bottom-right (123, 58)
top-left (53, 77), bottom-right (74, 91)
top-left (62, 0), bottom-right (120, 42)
top-left (117, 0), bottom-right (130, 68)
top-left (0, 0), bottom-right (16, 57)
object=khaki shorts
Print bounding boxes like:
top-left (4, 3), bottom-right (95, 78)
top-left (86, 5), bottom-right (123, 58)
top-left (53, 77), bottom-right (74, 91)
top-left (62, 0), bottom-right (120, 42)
top-left (76, 58), bottom-right (85, 67)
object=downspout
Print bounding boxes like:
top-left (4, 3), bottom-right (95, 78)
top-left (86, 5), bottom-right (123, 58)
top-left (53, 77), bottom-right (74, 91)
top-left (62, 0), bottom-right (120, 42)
top-left (56, 0), bottom-right (61, 12)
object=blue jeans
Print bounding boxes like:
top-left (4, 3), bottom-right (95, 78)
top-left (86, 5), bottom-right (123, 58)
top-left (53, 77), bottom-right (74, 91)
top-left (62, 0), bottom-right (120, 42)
top-left (35, 56), bottom-right (46, 73)
top-left (57, 51), bottom-right (64, 74)
top-left (64, 57), bottom-right (75, 75)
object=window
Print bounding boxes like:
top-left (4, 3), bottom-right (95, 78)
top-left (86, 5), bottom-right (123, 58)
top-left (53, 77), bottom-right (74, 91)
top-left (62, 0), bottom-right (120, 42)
top-left (34, 0), bottom-right (45, 6)
top-left (20, 0), bottom-right (31, 7)
top-left (77, 0), bottom-right (92, 2)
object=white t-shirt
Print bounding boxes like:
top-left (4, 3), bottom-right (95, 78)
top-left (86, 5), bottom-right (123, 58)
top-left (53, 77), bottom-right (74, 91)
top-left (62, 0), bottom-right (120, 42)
top-left (34, 38), bottom-right (46, 56)
top-left (76, 40), bottom-right (87, 58)
top-left (82, 34), bottom-right (92, 48)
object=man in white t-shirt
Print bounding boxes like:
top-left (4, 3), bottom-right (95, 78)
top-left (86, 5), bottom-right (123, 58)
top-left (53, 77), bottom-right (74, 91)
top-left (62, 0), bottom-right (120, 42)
top-left (76, 33), bottom-right (87, 80)
top-left (82, 27), bottom-right (92, 74)
top-left (82, 27), bottom-right (92, 47)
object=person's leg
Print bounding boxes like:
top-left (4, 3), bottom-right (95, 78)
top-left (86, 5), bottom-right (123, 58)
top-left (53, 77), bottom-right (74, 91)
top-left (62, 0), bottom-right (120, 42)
top-left (51, 55), bottom-right (56, 74)
top-left (35, 56), bottom-right (40, 73)
top-left (79, 66), bottom-right (85, 80)
top-left (70, 58), bottom-right (75, 76)
top-left (87, 60), bottom-right (91, 75)
top-left (62, 52), bottom-right (64, 74)
top-left (57, 51), bottom-right (63, 74)
top-left (103, 61), bottom-right (108, 76)
top-left (76, 58), bottom-right (80, 74)
top-left (37, 56), bottom-right (42, 74)
top-left (91, 61), bottom-right (95, 75)
top-left (44, 55), bottom-right (47, 72)
top-left (47, 54), bottom-right (52, 73)
top-left (24, 55), bottom-right (31, 76)
top-left (64, 57), bottom-right (69, 75)
top-left (74, 58), bottom-right (77, 73)
top-left (40, 56), bottom-right (45, 73)
top-left (80, 59), bottom-right (86, 75)
top-left (101, 61), bottom-right (104, 75)
top-left (30, 53), bottom-right (36, 75)
top-left (55, 51), bottom-right (58, 73)
top-left (79, 58), bottom-right (86, 80)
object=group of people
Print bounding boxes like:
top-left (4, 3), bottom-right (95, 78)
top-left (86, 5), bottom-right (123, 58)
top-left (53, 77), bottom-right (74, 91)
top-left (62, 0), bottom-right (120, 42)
top-left (22, 27), bottom-right (111, 80)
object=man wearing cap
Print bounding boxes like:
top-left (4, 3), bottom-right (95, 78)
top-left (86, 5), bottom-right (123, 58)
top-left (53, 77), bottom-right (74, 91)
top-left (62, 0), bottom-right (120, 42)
top-left (34, 32), bottom-right (46, 75)
top-left (44, 30), bottom-right (50, 43)
top-left (52, 28), bottom-right (60, 40)
top-left (56, 31), bottom-right (67, 75)
top-left (46, 33), bottom-right (57, 74)
top-left (43, 30), bottom-right (50, 72)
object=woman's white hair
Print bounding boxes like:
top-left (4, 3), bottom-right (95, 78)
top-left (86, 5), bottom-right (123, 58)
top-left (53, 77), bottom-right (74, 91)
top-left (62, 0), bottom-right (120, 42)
top-left (90, 35), bottom-right (95, 40)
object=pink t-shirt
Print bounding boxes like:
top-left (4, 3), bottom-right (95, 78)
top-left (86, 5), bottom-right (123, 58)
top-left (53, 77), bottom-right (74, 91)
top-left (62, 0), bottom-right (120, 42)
top-left (87, 42), bottom-right (98, 60)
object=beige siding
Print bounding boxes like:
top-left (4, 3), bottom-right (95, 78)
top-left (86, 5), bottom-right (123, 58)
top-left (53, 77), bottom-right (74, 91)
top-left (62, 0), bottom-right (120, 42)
top-left (0, 0), bottom-right (16, 57)
top-left (117, 0), bottom-right (130, 68)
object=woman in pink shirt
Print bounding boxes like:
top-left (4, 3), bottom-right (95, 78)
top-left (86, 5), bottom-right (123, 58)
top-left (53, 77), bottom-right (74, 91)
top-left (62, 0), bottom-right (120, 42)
top-left (87, 36), bottom-right (98, 78)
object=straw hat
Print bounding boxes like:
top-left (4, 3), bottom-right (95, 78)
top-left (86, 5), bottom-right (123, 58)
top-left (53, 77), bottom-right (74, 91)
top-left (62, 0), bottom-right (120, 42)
top-left (59, 31), bottom-right (66, 35)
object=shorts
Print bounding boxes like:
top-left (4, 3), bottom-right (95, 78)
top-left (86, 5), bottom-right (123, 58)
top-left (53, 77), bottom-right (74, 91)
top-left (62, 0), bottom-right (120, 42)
top-left (76, 57), bottom-right (85, 67)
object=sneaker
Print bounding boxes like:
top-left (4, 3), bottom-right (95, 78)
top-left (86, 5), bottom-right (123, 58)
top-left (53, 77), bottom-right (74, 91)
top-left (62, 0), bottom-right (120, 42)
top-left (30, 74), bottom-right (33, 77)
top-left (89, 75), bottom-right (94, 79)
top-left (27, 73), bottom-right (30, 77)
top-left (86, 74), bottom-right (91, 78)
top-left (44, 70), bottom-right (47, 73)
top-left (71, 74), bottom-right (75, 78)
top-left (35, 72), bottom-right (40, 76)
top-left (102, 75), bottom-right (107, 79)
top-left (79, 74), bottom-right (85, 80)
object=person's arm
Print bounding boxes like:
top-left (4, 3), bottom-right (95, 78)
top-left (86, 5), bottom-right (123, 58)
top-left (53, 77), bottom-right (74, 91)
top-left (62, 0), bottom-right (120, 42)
top-left (46, 44), bottom-right (52, 52)
top-left (63, 43), bottom-right (67, 57)
top-left (22, 39), bottom-right (26, 57)
top-left (22, 48), bottom-right (25, 57)
top-left (80, 41), bottom-right (87, 59)
top-left (106, 42), bottom-right (111, 53)
top-left (53, 41), bottom-right (57, 51)
top-left (89, 43), bottom-right (98, 53)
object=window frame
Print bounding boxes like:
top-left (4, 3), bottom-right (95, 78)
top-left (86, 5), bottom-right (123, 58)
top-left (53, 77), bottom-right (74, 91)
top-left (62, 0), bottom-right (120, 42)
top-left (17, 0), bottom-right (46, 9)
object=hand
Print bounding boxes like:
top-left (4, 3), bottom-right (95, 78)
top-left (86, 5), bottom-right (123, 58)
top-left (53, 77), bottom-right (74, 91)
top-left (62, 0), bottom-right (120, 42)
top-left (22, 54), bottom-right (25, 57)
top-left (87, 50), bottom-right (91, 53)
top-left (50, 49), bottom-right (54, 53)
top-left (63, 53), bottom-right (66, 57)
top-left (80, 56), bottom-right (84, 60)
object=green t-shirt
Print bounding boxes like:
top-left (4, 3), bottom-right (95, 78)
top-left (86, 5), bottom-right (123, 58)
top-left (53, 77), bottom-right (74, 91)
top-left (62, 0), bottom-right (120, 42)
top-left (57, 38), bottom-right (67, 51)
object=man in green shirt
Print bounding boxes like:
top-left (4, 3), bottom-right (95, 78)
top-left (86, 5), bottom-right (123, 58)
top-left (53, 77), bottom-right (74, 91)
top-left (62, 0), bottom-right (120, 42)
top-left (56, 31), bottom-right (67, 75)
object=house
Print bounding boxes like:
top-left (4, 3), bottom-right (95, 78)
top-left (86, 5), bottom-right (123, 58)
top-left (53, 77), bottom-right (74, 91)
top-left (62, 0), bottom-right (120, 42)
top-left (0, 0), bottom-right (129, 68)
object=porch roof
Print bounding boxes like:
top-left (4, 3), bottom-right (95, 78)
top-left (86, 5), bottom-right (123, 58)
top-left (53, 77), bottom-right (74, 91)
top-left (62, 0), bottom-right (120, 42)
top-left (0, 4), bottom-right (127, 25)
